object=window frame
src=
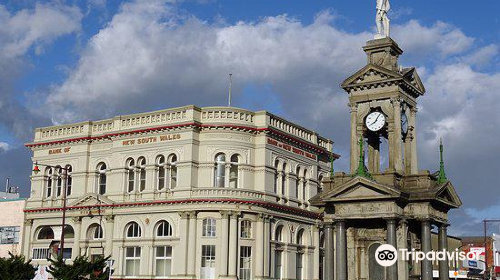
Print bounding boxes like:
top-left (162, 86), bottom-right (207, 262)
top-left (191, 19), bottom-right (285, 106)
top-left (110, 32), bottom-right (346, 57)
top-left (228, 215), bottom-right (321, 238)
top-left (126, 222), bottom-right (142, 238)
top-left (156, 220), bottom-right (173, 237)
top-left (240, 220), bottom-right (252, 239)
top-left (239, 246), bottom-right (252, 280)
top-left (155, 245), bottom-right (173, 277)
top-left (202, 218), bottom-right (217, 237)
top-left (124, 246), bottom-right (141, 276)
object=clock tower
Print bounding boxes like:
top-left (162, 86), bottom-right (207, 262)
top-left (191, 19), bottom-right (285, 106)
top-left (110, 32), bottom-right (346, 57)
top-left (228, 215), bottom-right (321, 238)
top-left (311, 37), bottom-right (462, 280)
top-left (341, 37), bottom-right (425, 175)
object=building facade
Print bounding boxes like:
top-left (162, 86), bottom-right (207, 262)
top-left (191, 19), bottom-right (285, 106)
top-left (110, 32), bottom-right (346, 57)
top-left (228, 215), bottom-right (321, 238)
top-left (0, 198), bottom-right (25, 257)
top-left (23, 106), bottom-right (334, 280)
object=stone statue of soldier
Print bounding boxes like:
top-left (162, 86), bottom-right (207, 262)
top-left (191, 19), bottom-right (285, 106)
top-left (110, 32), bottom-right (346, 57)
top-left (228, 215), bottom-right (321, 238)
top-left (375, 0), bottom-right (391, 38)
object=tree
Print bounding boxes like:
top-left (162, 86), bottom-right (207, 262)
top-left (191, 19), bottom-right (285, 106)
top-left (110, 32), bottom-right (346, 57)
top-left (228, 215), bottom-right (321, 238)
top-left (47, 255), bottom-right (111, 280)
top-left (0, 252), bottom-right (37, 280)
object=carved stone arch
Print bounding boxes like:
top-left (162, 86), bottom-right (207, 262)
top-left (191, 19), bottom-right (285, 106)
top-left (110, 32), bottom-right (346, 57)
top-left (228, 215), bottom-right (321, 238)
top-left (368, 242), bottom-right (384, 280)
top-left (151, 215), bottom-right (177, 237)
top-left (91, 157), bottom-right (112, 171)
top-left (294, 226), bottom-right (311, 246)
top-left (122, 218), bottom-right (146, 238)
top-left (273, 220), bottom-right (290, 243)
top-left (86, 223), bottom-right (104, 240)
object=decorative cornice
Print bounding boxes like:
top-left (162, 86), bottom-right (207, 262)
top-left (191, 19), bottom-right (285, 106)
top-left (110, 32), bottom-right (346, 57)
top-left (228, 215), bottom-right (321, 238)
top-left (26, 123), bottom-right (335, 157)
top-left (24, 198), bottom-right (321, 220)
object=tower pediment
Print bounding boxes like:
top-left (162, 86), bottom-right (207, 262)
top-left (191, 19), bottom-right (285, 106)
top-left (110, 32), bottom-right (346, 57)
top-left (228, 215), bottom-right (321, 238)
top-left (434, 181), bottom-right (462, 208)
top-left (68, 194), bottom-right (115, 208)
top-left (312, 176), bottom-right (405, 205)
top-left (341, 64), bottom-right (425, 96)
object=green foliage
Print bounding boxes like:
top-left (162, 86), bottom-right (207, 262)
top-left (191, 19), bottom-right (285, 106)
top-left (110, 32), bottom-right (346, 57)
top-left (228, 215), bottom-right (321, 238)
top-left (0, 252), bottom-right (37, 280)
top-left (47, 255), bottom-right (111, 280)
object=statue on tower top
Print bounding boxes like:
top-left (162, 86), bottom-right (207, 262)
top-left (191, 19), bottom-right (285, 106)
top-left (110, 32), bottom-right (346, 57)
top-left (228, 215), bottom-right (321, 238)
top-left (375, 0), bottom-right (391, 39)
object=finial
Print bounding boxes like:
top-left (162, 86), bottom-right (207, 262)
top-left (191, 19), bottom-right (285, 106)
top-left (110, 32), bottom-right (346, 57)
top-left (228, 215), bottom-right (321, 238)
top-left (437, 138), bottom-right (448, 184)
top-left (355, 137), bottom-right (373, 179)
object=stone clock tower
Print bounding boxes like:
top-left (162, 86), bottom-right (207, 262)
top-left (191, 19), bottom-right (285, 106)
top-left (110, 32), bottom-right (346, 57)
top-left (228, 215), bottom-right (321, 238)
top-left (311, 37), bottom-right (462, 280)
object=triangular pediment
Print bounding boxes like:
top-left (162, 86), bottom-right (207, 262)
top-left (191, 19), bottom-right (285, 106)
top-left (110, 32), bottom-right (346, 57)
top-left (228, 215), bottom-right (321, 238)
top-left (320, 176), bottom-right (403, 202)
top-left (435, 181), bottom-right (462, 208)
top-left (341, 64), bottom-right (402, 88)
top-left (69, 194), bottom-right (115, 207)
top-left (402, 67), bottom-right (426, 94)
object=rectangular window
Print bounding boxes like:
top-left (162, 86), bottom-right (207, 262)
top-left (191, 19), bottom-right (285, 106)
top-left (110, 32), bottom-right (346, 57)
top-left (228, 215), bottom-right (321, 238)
top-left (155, 246), bottom-right (172, 276)
top-left (201, 245), bottom-right (216, 279)
top-left (125, 247), bottom-right (141, 276)
top-left (158, 166), bottom-right (165, 190)
top-left (275, 250), bottom-right (282, 280)
top-left (32, 248), bottom-right (51, 260)
top-left (128, 170), bottom-right (134, 192)
top-left (239, 246), bottom-right (252, 280)
top-left (0, 226), bottom-right (20, 244)
top-left (240, 220), bottom-right (252, 239)
top-left (296, 253), bottom-right (303, 280)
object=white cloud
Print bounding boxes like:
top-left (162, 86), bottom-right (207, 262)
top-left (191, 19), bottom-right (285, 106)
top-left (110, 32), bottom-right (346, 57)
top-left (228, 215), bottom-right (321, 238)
top-left (0, 142), bottom-right (9, 152)
top-left (462, 44), bottom-right (499, 67)
top-left (392, 20), bottom-right (474, 57)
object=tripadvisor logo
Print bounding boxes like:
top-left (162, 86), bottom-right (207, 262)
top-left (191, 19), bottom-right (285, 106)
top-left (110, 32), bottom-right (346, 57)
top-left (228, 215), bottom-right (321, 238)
top-left (375, 244), bottom-right (481, 267)
top-left (375, 244), bottom-right (398, 267)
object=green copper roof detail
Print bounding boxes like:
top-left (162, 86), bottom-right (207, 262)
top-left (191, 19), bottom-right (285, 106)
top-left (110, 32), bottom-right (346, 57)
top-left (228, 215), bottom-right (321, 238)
top-left (355, 137), bottom-right (372, 179)
top-left (437, 138), bottom-right (448, 184)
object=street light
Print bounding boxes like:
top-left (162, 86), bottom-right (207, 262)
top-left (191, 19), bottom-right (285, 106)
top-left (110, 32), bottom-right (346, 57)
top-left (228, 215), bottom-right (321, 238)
top-left (33, 161), bottom-right (70, 259)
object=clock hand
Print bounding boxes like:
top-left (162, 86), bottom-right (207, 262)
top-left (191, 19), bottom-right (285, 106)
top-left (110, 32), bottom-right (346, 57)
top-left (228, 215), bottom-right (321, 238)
top-left (371, 114), bottom-right (381, 125)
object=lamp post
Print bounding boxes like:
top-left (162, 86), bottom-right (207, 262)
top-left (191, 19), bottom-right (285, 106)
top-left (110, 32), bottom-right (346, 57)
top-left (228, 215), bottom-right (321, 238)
top-left (33, 162), bottom-right (70, 259)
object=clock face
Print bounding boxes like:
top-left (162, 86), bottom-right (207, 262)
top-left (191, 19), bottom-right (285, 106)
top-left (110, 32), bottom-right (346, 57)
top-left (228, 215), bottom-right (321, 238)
top-left (365, 112), bottom-right (386, 132)
top-left (401, 111), bottom-right (408, 134)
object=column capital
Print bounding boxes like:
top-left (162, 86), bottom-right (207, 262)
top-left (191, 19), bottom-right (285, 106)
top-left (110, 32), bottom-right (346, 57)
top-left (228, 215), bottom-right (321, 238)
top-left (229, 211), bottom-right (241, 219)
top-left (71, 216), bottom-right (82, 224)
top-left (24, 219), bottom-right (33, 226)
top-left (220, 210), bottom-right (231, 219)
top-left (105, 215), bottom-right (115, 222)
top-left (188, 211), bottom-right (197, 219)
top-left (438, 222), bottom-right (450, 228)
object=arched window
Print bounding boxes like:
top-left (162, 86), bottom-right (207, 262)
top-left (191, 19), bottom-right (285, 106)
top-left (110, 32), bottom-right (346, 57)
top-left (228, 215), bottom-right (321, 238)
top-left (87, 224), bottom-right (103, 240)
top-left (275, 225), bottom-right (283, 242)
top-left (202, 218), bottom-right (216, 237)
top-left (37, 226), bottom-right (54, 240)
top-left (97, 162), bottom-right (107, 195)
top-left (168, 154), bottom-right (177, 189)
top-left (214, 153), bottom-right (226, 188)
top-left (63, 225), bottom-right (74, 239)
top-left (296, 229), bottom-right (304, 245)
top-left (127, 158), bottom-right (135, 192)
top-left (45, 168), bottom-right (53, 198)
top-left (274, 160), bottom-right (279, 193)
top-left (56, 166), bottom-right (62, 197)
top-left (281, 163), bottom-right (287, 196)
top-left (368, 243), bottom-right (384, 280)
top-left (302, 169), bottom-right (308, 201)
top-left (138, 157), bottom-right (146, 192)
top-left (66, 165), bottom-right (72, 196)
top-left (156, 156), bottom-right (166, 191)
top-left (156, 220), bottom-right (173, 237)
top-left (126, 222), bottom-right (141, 238)
top-left (229, 154), bottom-right (239, 188)
top-left (240, 220), bottom-right (252, 238)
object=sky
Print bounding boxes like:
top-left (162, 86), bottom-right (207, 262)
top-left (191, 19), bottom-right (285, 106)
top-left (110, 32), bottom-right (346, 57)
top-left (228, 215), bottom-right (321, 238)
top-left (0, 0), bottom-right (500, 236)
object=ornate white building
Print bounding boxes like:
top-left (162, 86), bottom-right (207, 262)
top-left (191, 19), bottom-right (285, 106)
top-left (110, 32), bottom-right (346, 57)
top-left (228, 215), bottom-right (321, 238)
top-left (22, 105), bottom-right (335, 280)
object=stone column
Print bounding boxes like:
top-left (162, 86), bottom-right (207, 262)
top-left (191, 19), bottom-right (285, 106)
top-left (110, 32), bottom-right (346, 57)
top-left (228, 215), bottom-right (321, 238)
top-left (187, 211), bottom-right (197, 277)
top-left (72, 217), bottom-right (82, 257)
top-left (438, 224), bottom-right (450, 280)
top-left (324, 223), bottom-right (335, 280)
top-left (387, 219), bottom-right (398, 280)
top-left (350, 104), bottom-right (359, 173)
top-left (421, 220), bottom-right (432, 280)
top-left (220, 211), bottom-right (230, 277)
top-left (179, 212), bottom-right (189, 276)
top-left (255, 214), bottom-right (265, 279)
top-left (393, 99), bottom-right (403, 172)
top-left (313, 224), bottom-right (321, 280)
top-left (22, 219), bottom-right (33, 257)
top-left (409, 107), bottom-right (418, 174)
top-left (336, 220), bottom-right (347, 280)
top-left (104, 215), bottom-right (115, 257)
top-left (228, 212), bottom-right (239, 279)
top-left (263, 216), bottom-right (271, 277)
